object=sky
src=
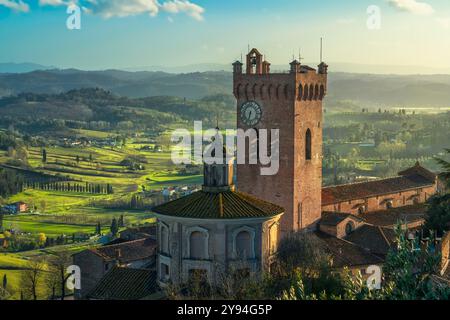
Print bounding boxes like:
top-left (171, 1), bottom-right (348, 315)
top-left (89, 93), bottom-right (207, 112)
top-left (1, 0), bottom-right (450, 71)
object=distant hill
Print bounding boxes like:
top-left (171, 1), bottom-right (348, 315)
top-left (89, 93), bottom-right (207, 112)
top-left (0, 89), bottom-right (236, 132)
top-left (0, 63), bottom-right (54, 74)
top-left (1, 69), bottom-right (450, 106)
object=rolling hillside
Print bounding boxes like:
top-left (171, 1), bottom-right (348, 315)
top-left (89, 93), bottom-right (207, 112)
top-left (1, 69), bottom-right (450, 107)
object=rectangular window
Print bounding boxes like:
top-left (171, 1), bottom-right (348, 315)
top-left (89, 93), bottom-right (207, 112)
top-left (161, 263), bottom-right (170, 281)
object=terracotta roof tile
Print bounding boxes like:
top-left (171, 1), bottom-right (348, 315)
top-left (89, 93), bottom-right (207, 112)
top-left (92, 238), bottom-right (157, 262)
top-left (87, 267), bottom-right (158, 300)
top-left (322, 174), bottom-right (433, 206)
top-left (152, 190), bottom-right (284, 219)
top-left (345, 225), bottom-right (396, 257)
top-left (362, 204), bottom-right (427, 228)
top-left (313, 231), bottom-right (383, 268)
top-left (321, 212), bottom-right (363, 226)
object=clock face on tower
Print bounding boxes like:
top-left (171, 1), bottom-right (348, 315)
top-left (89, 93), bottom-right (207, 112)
top-left (240, 101), bottom-right (262, 126)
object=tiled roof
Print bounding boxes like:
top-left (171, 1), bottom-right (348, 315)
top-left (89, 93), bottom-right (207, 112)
top-left (320, 212), bottom-right (363, 226)
top-left (152, 190), bottom-right (284, 219)
top-left (362, 204), bottom-right (427, 228)
top-left (313, 231), bottom-right (383, 268)
top-left (119, 225), bottom-right (157, 240)
top-left (345, 225), bottom-right (396, 257)
top-left (87, 267), bottom-right (158, 300)
top-left (398, 162), bottom-right (437, 182)
top-left (322, 174), bottom-right (433, 206)
top-left (91, 238), bottom-right (157, 262)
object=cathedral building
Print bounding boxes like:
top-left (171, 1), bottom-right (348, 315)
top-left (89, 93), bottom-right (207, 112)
top-left (152, 48), bottom-right (445, 288)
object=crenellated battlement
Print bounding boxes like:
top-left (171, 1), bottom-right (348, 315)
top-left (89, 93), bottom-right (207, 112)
top-left (232, 48), bottom-right (328, 101)
top-left (235, 47), bottom-right (328, 235)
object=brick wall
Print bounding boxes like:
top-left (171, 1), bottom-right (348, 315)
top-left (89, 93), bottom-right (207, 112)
top-left (235, 62), bottom-right (327, 236)
top-left (322, 185), bottom-right (437, 215)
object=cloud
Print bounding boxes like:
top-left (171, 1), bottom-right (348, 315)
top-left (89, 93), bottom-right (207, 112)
top-left (39, 0), bottom-right (68, 5)
top-left (161, 0), bottom-right (204, 21)
top-left (2, 0), bottom-right (205, 21)
top-left (0, 0), bottom-right (29, 12)
top-left (387, 0), bottom-right (434, 16)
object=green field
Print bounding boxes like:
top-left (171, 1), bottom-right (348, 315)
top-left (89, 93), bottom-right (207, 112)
top-left (1, 131), bottom-right (199, 249)
top-left (0, 241), bottom-right (97, 300)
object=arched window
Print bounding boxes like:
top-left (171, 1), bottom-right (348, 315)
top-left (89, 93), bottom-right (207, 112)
top-left (298, 84), bottom-right (303, 100)
top-left (305, 129), bottom-right (312, 160)
top-left (309, 84), bottom-right (314, 100)
top-left (160, 225), bottom-right (169, 255)
top-left (190, 231), bottom-right (207, 260)
top-left (236, 231), bottom-right (252, 259)
top-left (314, 84), bottom-right (319, 100)
top-left (303, 85), bottom-right (308, 101)
top-left (235, 84), bottom-right (242, 99)
top-left (345, 222), bottom-right (355, 235)
top-left (319, 85), bottom-right (325, 100)
top-left (260, 84), bottom-right (265, 100)
top-left (252, 84), bottom-right (258, 99)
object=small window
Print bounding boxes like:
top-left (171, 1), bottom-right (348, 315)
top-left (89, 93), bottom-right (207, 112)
top-left (160, 263), bottom-right (170, 281)
top-left (345, 222), bottom-right (355, 235)
top-left (386, 201), bottom-right (393, 209)
top-left (105, 263), bottom-right (109, 271)
top-left (305, 129), bottom-right (312, 160)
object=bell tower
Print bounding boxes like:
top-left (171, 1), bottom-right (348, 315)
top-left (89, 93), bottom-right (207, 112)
top-left (233, 48), bottom-right (328, 236)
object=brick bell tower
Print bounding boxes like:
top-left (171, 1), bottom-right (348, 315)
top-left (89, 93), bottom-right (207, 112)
top-left (233, 48), bottom-right (328, 236)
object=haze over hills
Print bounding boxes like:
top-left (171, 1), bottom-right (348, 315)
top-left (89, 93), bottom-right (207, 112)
top-left (1, 68), bottom-right (450, 108)
top-left (0, 63), bottom-right (55, 73)
top-left (124, 62), bottom-right (450, 75)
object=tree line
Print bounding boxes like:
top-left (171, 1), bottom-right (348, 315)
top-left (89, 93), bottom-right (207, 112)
top-left (25, 181), bottom-right (113, 194)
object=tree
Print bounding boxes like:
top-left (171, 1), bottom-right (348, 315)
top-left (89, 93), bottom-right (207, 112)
top-left (425, 149), bottom-right (450, 233)
top-left (434, 148), bottom-right (450, 188)
top-left (110, 218), bottom-right (119, 237)
top-left (378, 224), bottom-right (450, 300)
top-left (96, 222), bottom-right (101, 235)
top-left (21, 258), bottom-right (45, 300)
top-left (118, 215), bottom-right (125, 228)
top-left (42, 148), bottom-right (47, 164)
top-left (75, 155), bottom-right (80, 164)
top-left (0, 213), bottom-right (3, 232)
top-left (37, 233), bottom-right (47, 247)
top-left (424, 194), bottom-right (450, 234)
top-left (279, 224), bottom-right (450, 300)
top-left (46, 250), bottom-right (72, 300)
top-left (2, 274), bottom-right (7, 289)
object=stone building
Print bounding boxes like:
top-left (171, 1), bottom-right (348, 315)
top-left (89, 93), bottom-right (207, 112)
top-left (73, 237), bottom-right (157, 299)
top-left (322, 162), bottom-right (438, 215)
top-left (152, 136), bottom-right (284, 287)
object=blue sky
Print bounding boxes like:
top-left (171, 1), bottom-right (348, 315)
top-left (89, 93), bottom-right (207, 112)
top-left (1, 0), bottom-right (450, 70)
